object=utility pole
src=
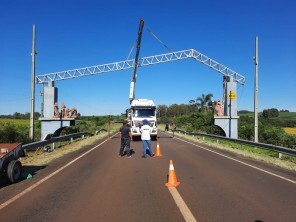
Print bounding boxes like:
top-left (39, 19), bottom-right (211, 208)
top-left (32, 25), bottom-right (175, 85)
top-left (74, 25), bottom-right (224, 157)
top-left (229, 91), bottom-right (232, 138)
top-left (30, 24), bottom-right (36, 141)
top-left (254, 37), bottom-right (259, 142)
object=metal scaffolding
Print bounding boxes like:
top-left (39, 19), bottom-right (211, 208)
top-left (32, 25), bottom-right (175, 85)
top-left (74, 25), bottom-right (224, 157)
top-left (35, 49), bottom-right (245, 85)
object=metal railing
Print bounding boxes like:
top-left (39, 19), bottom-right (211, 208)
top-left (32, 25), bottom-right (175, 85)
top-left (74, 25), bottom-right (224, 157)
top-left (22, 132), bottom-right (89, 151)
top-left (172, 130), bottom-right (296, 157)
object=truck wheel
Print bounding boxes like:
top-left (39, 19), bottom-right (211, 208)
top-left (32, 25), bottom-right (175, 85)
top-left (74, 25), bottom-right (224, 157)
top-left (7, 160), bottom-right (22, 183)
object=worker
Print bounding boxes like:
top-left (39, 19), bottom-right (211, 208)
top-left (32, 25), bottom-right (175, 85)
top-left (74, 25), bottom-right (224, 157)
top-left (165, 122), bottom-right (169, 131)
top-left (140, 119), bottom-right (154, 158)
top-left (119, 119), bottom-right (133, 158)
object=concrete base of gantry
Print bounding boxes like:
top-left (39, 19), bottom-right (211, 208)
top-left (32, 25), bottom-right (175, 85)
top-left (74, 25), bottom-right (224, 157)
top-left (214, 116), bottom-right (239, 139)
top-left (39, 118), bottom-right (76, 140)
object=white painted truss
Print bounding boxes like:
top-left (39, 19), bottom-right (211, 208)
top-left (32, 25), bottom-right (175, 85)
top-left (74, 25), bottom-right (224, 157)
top-left (35, 49), bottom-right (245, 85)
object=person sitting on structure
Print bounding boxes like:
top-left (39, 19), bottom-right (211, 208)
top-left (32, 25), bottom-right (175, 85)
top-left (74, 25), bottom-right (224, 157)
top-left (214, 100), bottom-right (223, 116)
top-left (61, 102), bottom-right (66, 118)
top-left (70, 108), bottom-right (78, 118)
top-left (54, 102), bottom-right (60, 118)
top-left (64, 108), bottom-right (70, 118)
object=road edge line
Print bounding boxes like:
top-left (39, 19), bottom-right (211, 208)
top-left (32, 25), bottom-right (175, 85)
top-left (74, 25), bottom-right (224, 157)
top-left (0, 134), bottom-right (117, 210)
top-left (174, 135), bottom-right (296, 185)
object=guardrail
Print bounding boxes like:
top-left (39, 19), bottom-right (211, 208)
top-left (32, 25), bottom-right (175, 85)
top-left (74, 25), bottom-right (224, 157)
top-left (22, 132), bottom-right (89, 151)
top-left (172, 130), bottom-right (296, 157)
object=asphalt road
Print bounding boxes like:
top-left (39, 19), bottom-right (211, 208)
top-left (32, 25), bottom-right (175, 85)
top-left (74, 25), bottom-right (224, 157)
top-left (0, 132), bottom-right (295, 222)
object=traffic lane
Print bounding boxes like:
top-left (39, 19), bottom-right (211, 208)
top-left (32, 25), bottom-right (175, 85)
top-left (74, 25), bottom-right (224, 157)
top-left (0, 139), bottom-right (103, 204)
top-left (157, 133), bottom-right (296, 222)
top-left (0, 136), bottom-right (184, 222)
top-left (0, 139), bottom-right (104, 203)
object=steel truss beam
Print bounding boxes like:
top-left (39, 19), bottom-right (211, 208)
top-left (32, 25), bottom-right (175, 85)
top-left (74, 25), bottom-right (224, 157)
top-left (36, 49), bottom-right (245, 85)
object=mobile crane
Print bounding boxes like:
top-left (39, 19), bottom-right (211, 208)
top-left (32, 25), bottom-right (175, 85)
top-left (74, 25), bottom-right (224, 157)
top-left (127, 18), bottom-right (158, 140)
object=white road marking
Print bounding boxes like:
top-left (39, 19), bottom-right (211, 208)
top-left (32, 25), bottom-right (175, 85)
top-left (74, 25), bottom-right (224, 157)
top-left (168, 187), bottom-right (197, 222)
top-left (0, 135), bottom-right (116, 210)
top-left (174, 136), bottom-right (296, 185)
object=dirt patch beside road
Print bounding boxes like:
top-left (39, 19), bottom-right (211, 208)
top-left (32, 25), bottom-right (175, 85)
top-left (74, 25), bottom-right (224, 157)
top-left (21, 132), bottom-right (112, 166)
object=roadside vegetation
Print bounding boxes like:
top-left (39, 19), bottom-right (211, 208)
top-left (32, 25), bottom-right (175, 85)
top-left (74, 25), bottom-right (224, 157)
top-left (0, 114), bottom-right (122, 166)
top-left (157, 96), bottom-right (296, 149)
top-left (21, 131), bottom-right (114, 166)
top-left (0, 114), bottom-right (123, 143)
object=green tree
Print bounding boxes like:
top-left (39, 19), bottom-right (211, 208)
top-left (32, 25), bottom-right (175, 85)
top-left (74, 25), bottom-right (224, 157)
top-left (189, 100), bottom-right (198, 112)
top-left (262, 108), bottom-right (279, 119)
top-left (157, 105), bottom-right (168, 117)
top-left (195, 93), bottom-right (213, 112)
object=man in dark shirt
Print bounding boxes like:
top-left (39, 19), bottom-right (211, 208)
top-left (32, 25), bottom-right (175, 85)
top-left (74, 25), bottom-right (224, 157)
top-left (119, 119), bottom-right (132, 158)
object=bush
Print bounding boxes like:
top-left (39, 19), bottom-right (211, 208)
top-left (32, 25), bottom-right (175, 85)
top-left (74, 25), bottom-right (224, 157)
top-left (0, 123), bottom-right (31, 143)
top-left (262, 108), bottom-right (279, 119)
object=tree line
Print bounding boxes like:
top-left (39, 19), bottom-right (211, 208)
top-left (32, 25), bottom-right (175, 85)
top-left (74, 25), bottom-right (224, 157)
top-left (156, 94), bottom-right (296, 149)
top-left (0, 112), bottom-right (41, 119)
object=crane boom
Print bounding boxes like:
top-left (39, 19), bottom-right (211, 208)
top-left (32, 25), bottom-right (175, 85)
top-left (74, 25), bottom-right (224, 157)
top-left (36, 49), bottom-right (246, 85)
top-left (129, 18), bottom-right (144, 103)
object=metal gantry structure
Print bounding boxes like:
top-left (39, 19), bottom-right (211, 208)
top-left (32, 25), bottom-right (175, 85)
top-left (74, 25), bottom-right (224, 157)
top-left (35, 49), bottom-right (245, 85)
top-left (34, 47), bottom-right (246, 139)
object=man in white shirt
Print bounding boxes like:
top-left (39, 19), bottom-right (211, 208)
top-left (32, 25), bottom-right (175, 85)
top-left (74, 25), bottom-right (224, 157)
top-left (140, 119), bottom-right (154, 158)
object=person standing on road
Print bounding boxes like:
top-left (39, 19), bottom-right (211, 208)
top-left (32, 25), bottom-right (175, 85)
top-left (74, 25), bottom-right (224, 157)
top-left (140, 119), bottom-right (154, 158)
top-left (119, 119), bottom-right (132, 158)
top-left (165, 122), bottom-right (169, 131)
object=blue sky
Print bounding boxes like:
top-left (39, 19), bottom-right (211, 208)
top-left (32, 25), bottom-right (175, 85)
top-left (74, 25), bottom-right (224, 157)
top-left (0, 0), bottom-right (295, 116)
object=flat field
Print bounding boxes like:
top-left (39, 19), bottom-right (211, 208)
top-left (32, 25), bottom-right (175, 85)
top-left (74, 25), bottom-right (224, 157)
top-left (283, 127), bottom-right (296, 135)
top-left (238, 111), bottom-right (296, 120)
top-left (0, 119), bottom-right (30, 126)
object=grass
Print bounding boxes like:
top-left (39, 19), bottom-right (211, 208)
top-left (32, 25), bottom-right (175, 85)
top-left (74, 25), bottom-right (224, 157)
top-left (0, 118), bottom-right (30, 126)
top-left (238, 111), bottom-right (296, 120)
top-left (278, 112), bottom-right (296, 120)
top-left (21, 131), bottom-right (114, 166)
top-left (20, 120), bottom-right (121, 166)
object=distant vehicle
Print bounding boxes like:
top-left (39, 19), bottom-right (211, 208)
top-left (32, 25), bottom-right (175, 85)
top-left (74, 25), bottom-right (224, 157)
top-left (127, 99), bottom-right (157, 140)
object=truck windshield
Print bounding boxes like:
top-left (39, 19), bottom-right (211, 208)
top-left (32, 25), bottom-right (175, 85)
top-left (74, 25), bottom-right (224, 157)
top-left (133, 109), bottom-right (155, 117)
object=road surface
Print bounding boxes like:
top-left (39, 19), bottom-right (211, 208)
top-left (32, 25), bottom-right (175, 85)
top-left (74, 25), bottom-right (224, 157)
top-left (0, 132), bottom-right (295, 222)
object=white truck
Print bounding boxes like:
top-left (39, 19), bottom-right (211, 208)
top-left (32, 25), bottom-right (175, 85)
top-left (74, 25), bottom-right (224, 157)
top-left (127, 99), bottom-right (157, 141)
top-left (126, 20), bottom-right (157, 140)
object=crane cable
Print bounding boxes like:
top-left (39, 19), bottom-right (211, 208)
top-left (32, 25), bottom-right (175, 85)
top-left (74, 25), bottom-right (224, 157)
top-left (126, 26), bottom-right (173, 60)
top-left (146, 27), bottom-right (173, 53)
top-left (126, 39), bottom-right (137, 60)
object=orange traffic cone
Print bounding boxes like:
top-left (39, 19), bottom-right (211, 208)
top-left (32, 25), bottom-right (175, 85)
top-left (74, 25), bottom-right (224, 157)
top-left (155, 143), bottom-right (163, 156)
top-left (165, 160), bottom-right (180, 187)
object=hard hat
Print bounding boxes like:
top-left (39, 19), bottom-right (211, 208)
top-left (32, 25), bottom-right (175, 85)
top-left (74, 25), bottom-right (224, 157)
top-left (143, 119), bottom-right (149, 125)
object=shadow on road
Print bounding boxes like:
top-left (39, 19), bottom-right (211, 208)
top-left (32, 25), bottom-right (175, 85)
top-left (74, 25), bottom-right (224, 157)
top-left (119, 149), bottom-right (136, 157)
top-left (157, 135), bottom-right (174, 139)
top-left (0, 165), bottom-right (46, 189)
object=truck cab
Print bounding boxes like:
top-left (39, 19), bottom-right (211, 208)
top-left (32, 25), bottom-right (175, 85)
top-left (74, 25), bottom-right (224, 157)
top-left (128, 99), bottom-right (157, 140)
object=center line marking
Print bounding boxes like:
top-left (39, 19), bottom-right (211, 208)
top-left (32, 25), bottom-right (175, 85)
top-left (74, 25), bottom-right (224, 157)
top-left (168, 187), bottom-right (197, 222)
